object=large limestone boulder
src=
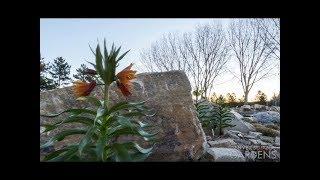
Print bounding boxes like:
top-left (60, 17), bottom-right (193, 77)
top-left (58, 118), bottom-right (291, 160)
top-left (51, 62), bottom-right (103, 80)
top-left (40, 70), bottom-right (206, 161)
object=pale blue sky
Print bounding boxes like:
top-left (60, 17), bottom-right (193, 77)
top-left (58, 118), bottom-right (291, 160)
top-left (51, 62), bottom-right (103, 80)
top-left (40, 18), bottom-right (279, 101)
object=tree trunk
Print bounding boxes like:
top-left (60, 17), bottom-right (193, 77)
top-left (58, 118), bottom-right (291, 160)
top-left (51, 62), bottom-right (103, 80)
top-left (195, 95), bottom-right (199, 105)
top-left (244, 90), bottom-right (249, 104)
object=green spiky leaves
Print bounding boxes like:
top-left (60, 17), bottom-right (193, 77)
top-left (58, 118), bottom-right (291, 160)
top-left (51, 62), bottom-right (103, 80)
top-left (196, 102), bottom-right (235, 136)
top-left (88, 39), bottom-right (130, 85)
top-left (41, 98), bottom-right (156, 162)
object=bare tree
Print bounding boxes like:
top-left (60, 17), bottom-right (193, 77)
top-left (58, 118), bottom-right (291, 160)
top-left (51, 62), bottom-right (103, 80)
top-left (140, 32), bottom-right (187, 72)
top-left (181, 24), bottom-right (230, 98)
top-left (228, 19), bottom-right (277, 104)
top-left (140, 22), bottom-right (230, 100)
top-left (256, 18), bottom-right (280, 61)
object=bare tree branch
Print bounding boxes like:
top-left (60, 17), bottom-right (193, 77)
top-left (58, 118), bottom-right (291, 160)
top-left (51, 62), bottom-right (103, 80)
top-left (140, 22), bottom-right (230, 99)
top-left (228, 19), bottom-right (278, 103)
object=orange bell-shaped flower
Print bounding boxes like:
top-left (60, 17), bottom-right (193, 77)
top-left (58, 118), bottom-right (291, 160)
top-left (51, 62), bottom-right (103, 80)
top-left (73, 80), bottom-right (96, 98)
top-left (116, 63), bottom-right (137, 96)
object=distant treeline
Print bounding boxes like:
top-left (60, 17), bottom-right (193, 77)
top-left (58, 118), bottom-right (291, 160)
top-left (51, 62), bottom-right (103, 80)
top-left (40, 54), bottom-right (95, 92)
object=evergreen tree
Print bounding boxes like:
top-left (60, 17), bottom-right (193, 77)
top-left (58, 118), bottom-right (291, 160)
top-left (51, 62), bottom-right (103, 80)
top-left (226, 93), bottom-right (237, 105)
top-left (50, 57), bottom-right (71, 87)
top-left (270, 92), bottom-right (280, 106)
top-left (255, 90), bottom-right (268, 105)
top-left (73, 64), bottom-right (94, 82)
top-left (238, 95), bottom-right (245, 104)
top-left (40, 54), bottom-right (57, 91)
top-left (216, 95), bottom-right (226, 106)
top-left (210, 92), bottom-right (218, 104)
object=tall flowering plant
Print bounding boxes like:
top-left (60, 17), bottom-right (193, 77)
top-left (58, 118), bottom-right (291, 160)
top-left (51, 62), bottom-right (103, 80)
top-left (41, 40), bottom-right (156, 162)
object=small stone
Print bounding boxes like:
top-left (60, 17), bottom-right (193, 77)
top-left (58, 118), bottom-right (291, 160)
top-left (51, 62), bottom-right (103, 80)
top-left (241, 105), bottom-right (252, 111)
top-left (249, 131), bottom-right (262, 138)
top-left (274, 137), bottom-right (280, 146)
top-left (249, 139), bottom-right (268, 146)
top-left (243, 135), bottom-right (257, 139)
top-left (228, 130), bottom-right (243, 135)
top-left (40, 126), bottom-right (45, 134)
top-left (224, 131), bottom-right (240, 139)
top-left (259, 136), bottom-right (275, 143)
top-left (234, 139), bottom-right (252, 146)
top-left (242, 117), bottom-right (256, 123)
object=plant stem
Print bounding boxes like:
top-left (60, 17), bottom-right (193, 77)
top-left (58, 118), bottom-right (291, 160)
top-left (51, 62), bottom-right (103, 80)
top-left (104, 84), bottom-right (109, 109)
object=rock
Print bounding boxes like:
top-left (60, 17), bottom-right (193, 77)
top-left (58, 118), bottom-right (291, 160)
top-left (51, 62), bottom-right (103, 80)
top-left (40, 70), bottom-right (206, 161)
top-left (248, 139), bottom-right (268, 146)
top-left (270, 146), bottom-right (280, 161)
top-left (198, 152), bottom-right (215, 162)
top-left (244, 122), bottom-right (256, 131)
top-left (206, 148), bottom-right (245, 162)
top-left (274, 137), bottom-right (280, 146)
top-left (207, 138), bottom-right (237, 148)
top-left (223, 130), bottom-right (241, 139)
top-left (253, 104), bottom-right (266, 111)
top-left (224, 110), bottom-right (255, 133)
top-left (259, 136), bottom-right (275, 143)
top-left (206, 136), bottom-right (212, 141)
top-left (242, 117), bottom-right (256, 123)
top-left (40, 145), bottom-right (55, 154)
top-left (249, 131), bottom-right (262, 139)
top-left (40, 126), bottom-right (45, 134)
top-left (228, 130), bottom-right (243, 134)
top-left (241, 105), bottom-right (252, 111)
top-left (253, 111), bottom-right (280, 124)
top-left (270, 106), bottom-right (280, 112)
top-left (233, 139), bottom-right (252, 146)
top-left (243, 135), bottom-right (257, 139)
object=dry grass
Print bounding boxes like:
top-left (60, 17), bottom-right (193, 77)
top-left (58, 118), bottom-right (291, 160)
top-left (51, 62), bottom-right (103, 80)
top-left (253, 124), bottom-right (280, 137)
top-left (265, 124), bottom-right (280, 130)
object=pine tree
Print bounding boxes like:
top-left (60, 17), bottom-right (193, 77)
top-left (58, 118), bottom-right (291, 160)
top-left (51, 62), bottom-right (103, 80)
top-left (50, 57), bottom-right (71, 87)
top-left (270, 92), bottom-right (280, 106)
top-left (216, 95), bottom-right (226, 106)
top-left (210, 92), bottom-right (218, 104)
top-left (73, 64), bottom-right (94, 82)
top-left (255, 90), bottom-right (268, 105)
top-left (40, 54), bottom-right (57, 91)
top-left (226, 93), bottom-right (237, 105)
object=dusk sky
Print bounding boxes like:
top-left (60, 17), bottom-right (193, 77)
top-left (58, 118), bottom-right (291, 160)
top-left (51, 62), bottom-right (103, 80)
top-left (40, 18), bottom-right (279, 101)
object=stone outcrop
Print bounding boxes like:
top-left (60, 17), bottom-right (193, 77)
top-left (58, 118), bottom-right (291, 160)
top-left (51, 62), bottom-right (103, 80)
top-left (225, 110), bottom-right (256, 133)
top-left (40, 70), bottom-right (206, 161)
top-left (253, 111), bottom-right (280, 124)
